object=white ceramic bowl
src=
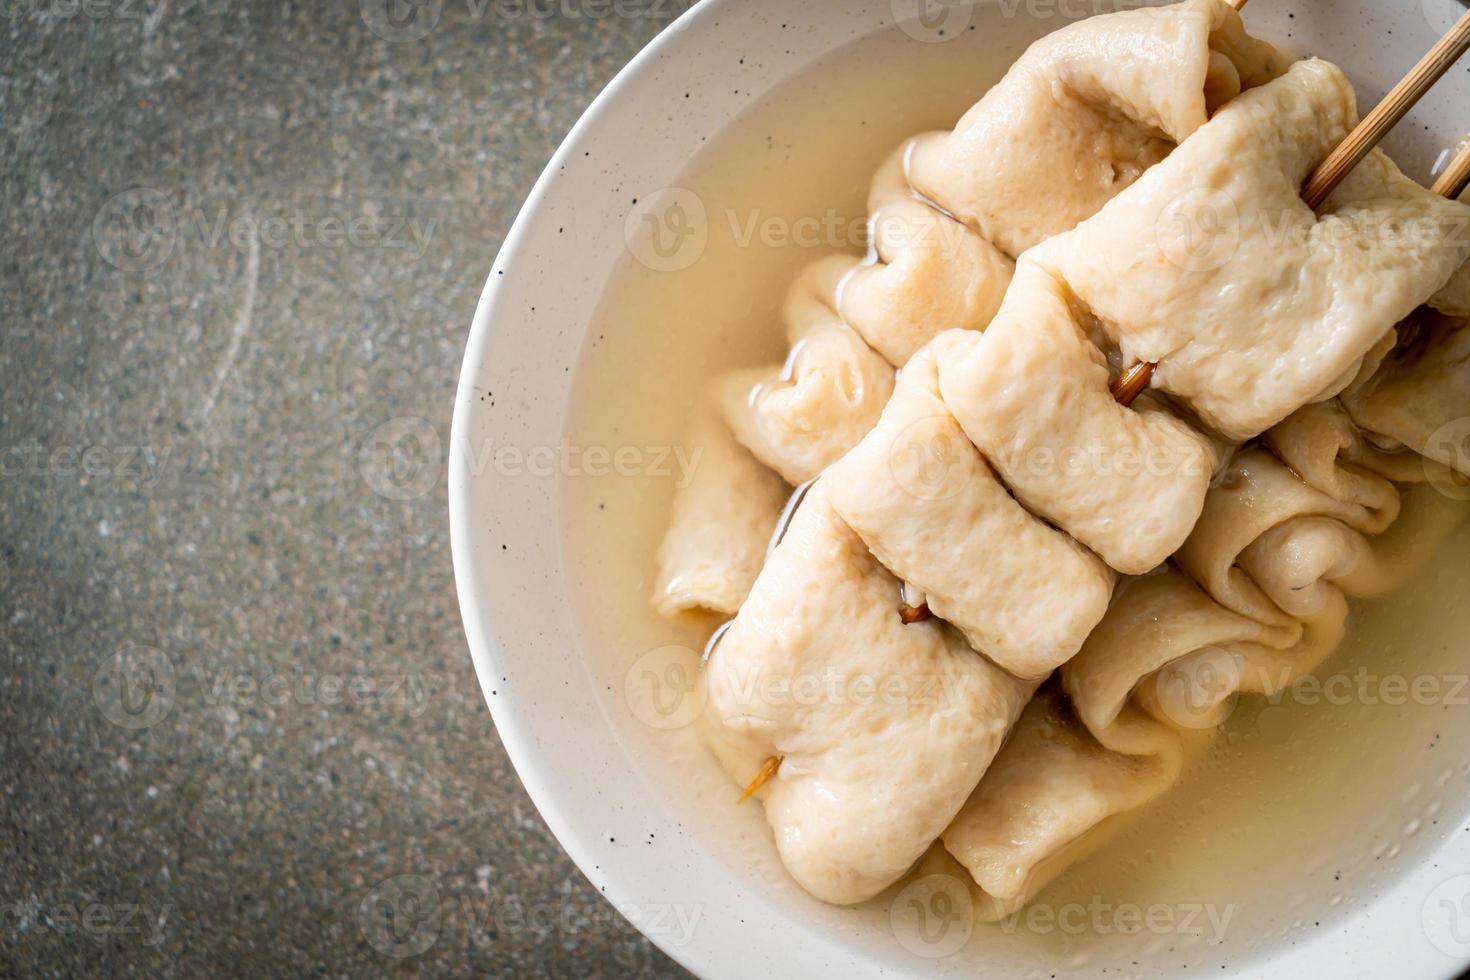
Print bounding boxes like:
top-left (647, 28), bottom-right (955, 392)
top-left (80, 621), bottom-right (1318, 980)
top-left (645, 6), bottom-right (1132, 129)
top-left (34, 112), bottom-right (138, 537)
top-left (450, 1), bottom-right (1470, 975)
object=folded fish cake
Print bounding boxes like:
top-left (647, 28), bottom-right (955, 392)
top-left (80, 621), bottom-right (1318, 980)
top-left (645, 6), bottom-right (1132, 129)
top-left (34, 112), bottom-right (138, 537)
top-left (1033, 59), bottom-right (1470, 441)
top-left (937, 262), bottom-right (1214, 575)
top-left (942, 685), bottom-right (1186, 921)
top-left (824, 346), bottom-right (1115, 680)
top-left (1264, 400), bottom-right (1402, 531)
top-left (702, 482), bottom-right (1034, 905)
top-left (946, 568), bottom-right (1343, 918)
top-left (718, 256), bottom-right (896, 485)
top-left (1341, 309), bottom-right (1470, 477)
top-left (1177, 446), bottom-right (1391, 627)
top-left (835, 145), bottom-right (1014, 365)
top-left (908, 0), bottom-right (1286, 258)
top-left (652, 398), bottom-right (791, 617)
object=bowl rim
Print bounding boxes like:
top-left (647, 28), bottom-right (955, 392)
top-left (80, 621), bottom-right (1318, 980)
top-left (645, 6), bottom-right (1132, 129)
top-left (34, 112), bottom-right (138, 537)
top-left (449, 1), bottom-right (1470, 976)
top-left (447, 4), bottom-right (746, 975)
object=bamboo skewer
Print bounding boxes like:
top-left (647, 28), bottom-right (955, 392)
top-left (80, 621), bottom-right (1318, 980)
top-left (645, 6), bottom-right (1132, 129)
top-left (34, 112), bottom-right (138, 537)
top-left (898, 582), bottom-right (932, 623)
top-left (898, 601), bottom-right (932, 624)
top-left (1110, 360), bottom-right (1155, 407)
top-left (1302, 10), bottom-right (1470, 207)
top-left (737, 755), bottom-right (782, 804)
top-left (1111, 7), bottom-right (1470, 406)
top-left (1432, 138), bottom-right (1470, 199)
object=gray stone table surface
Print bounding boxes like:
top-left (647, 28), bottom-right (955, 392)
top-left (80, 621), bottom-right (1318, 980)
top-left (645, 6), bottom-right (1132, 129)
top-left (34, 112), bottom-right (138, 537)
top-left (1, 0), bottom-right (690, 975)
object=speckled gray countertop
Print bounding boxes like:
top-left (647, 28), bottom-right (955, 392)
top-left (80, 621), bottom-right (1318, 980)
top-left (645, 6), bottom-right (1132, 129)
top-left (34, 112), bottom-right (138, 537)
top-left (1, 1), bottom-right (688, 974)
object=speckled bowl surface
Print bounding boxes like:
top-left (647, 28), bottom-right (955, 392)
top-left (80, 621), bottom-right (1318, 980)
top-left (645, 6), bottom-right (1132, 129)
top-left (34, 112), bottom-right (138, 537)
top-left (450, 1), bottom-right (1470, 976)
